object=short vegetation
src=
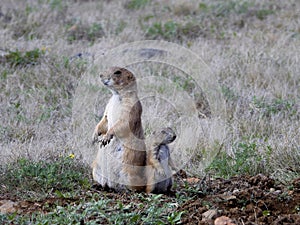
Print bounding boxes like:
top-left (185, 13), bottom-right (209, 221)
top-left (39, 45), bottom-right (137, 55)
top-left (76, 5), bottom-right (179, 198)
top-left (0, 0), bottom-right (299, 224)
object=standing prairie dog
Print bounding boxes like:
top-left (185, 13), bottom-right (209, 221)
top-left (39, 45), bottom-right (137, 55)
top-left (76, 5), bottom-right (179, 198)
top-left (92, 67), bottom-right (177, 193)
top-left (92, 67), bottom-right (147, 192)
top-left (146, 127), bottom-right (177, 193)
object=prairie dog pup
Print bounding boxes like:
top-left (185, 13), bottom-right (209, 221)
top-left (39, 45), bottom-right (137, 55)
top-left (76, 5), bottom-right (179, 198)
top-left (92, 67), bottom-right (147, 192)
top-left (146, 127), bottom-right (177, 193)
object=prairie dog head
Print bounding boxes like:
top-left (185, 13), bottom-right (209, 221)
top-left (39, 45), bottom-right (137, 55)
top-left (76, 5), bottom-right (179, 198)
top-left (161, 127), bottom-right (176, 144)
top-left (100, 67), bottom-right (136, 93)
top-left (152, 127), bottom-right (177, 146)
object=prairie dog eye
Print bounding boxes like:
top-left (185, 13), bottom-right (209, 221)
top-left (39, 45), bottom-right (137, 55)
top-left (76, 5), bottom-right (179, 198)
top-left (114, 70), bottom-right (122, 75)
top-left (100, 74), bottom-right (103, 78)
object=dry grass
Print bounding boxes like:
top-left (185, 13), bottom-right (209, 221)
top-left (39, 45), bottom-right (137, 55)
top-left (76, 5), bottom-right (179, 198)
top-left (0, 0), bottom-right (299, 182)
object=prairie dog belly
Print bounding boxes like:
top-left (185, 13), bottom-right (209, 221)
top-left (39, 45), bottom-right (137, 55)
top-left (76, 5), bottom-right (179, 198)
top-left (106, 94), bottom-right (122, 129)
top-left (157, 145), bottom-right (172, 177)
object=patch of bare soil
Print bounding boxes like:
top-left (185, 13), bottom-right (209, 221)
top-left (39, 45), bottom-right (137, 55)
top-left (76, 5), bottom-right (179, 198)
top-left (178, 174), bottom-right (300, 225)
top-left (1, 173), bottom-right (299, 224)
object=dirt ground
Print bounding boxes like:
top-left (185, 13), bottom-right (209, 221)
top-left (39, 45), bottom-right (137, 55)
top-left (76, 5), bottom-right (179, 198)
top-left (178, 173), bottom-right (300, 224)
top-left (1, 172), bottom-right (299, 225)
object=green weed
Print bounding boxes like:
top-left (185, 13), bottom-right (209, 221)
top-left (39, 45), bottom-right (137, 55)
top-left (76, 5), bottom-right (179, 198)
top-left (0, 192), bottom-right (186, 224)
top-left (49, 0), bottom-right (64, 11)
top-left (144, 20), bottom-right (204, 41)
top-left (177, 21), bottom-right (203, 40)
top-left (0, 69), bottom-right (8, 80)
top-left (3, 48), bottom-right (44, 67)
top-left (252, 96), bottom-right (296, 118)
top-left (66, 22), bottom-right (105, 44)
top-left (0, 156), bottom-right (91, 200)
top-left (262, 210), bottom-right (271, 216)
top-left (115, 21), bottom-right (127, 34)
top-left (207, 141), bottom-right (268, 178)
top-left (88, 23), bottom-right (104, 43)
top-left (212, 1), bottom-right (253, 17)
top-left (0, 196), bottom-right (111, 224)
top-left (125, 0), bottom-right (149, 10)
top-left (146, 21), bottom-right (178, 41)
top-left (221, 85), bottom-right (239, 102)
top-left (167, 211), bottom-right (185, 225)
top-left (256, 9), bottom-right (274, 20)
top-left (199, 3), bottom-right (209, 12)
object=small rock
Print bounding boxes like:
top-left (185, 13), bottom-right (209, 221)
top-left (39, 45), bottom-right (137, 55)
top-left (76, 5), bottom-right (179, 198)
top-left (185, 177), bottom-right (200, 184)
top-left (274, 190), bottom-right (282, 195)
top-left (0, 200), bottom-right (17, 214)
top-left (214, 216), bottom-right (236, 225)
top-left (232, 189), bottom-right (239, 194)
top-left (222, 195), bottom-right (236, 201)
top-left (202, 209), bottom-right (219, 220)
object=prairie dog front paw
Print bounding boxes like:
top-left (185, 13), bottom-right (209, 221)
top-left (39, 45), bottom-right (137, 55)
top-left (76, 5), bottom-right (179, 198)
top-left (99, 134), bottom-right (113, 147)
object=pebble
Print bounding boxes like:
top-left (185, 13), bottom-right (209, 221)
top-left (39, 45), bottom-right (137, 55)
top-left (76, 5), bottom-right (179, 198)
top-left (0, 200), bottom-right (17, 214)
top-left (214, 216), bottom-right (236, 225)
top-left (202, 209), bottom-right (219, 220)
